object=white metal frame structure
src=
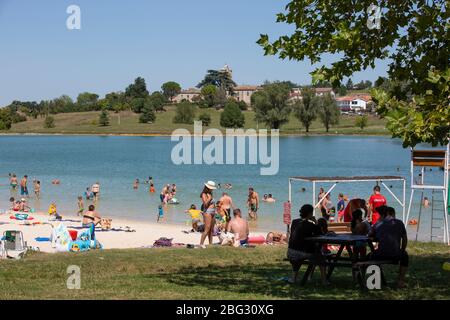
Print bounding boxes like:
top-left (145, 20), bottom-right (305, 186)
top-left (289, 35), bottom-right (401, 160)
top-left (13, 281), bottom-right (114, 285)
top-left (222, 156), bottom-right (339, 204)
top-left (405, 145), bottom-right (449, 245)
top-left (288, 176), bottom-right (407, 221)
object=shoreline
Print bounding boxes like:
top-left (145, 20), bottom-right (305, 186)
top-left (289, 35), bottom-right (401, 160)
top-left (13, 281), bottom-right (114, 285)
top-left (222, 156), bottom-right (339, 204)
top-left (0, 211), bottom-right (270, 253)
top-left (0, 132), bottom-right (391, 137)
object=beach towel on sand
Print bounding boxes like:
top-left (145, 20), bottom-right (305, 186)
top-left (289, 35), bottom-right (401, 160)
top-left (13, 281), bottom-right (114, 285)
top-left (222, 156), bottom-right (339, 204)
top-left (153, 237), bottom-right (173, 247)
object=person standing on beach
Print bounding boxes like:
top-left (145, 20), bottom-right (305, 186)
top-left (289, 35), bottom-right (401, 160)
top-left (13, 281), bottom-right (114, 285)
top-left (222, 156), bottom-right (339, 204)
top-left (200, 181), bottom-right (217, 248)
top-left (247, 187), bottom-right (259, 220)
top-left (20, 175), bottom-right (28, 197)
top-left (220, 192), bottom-right (234, 231)
top-left (82, 204), bottom-right (101, 240)
top-left (10, 174), bottom-right (18, 190)
top-left (368, 185), bottom-right (387, 225)
top-left (91, 182), bottom-right (100, 201)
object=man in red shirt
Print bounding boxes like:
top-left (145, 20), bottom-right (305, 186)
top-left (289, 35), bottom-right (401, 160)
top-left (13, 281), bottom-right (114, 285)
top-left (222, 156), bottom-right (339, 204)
top-left (368, 185), bottom-right (387, 224)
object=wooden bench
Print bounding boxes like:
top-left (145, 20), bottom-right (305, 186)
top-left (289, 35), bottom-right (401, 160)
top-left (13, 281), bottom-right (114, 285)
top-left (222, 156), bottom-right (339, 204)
top-left (352, 260), bottom-right (399, 289)
top-left (328, 222), bottom-right (351, 234)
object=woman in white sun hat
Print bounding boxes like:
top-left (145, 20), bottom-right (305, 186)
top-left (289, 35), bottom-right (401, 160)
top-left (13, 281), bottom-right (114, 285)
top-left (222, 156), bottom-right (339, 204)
top-left (200, 180), bottom-right (217, 247)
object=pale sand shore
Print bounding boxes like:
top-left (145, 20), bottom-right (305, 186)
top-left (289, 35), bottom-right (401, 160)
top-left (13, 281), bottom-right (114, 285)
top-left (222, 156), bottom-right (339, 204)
top-left (0, 211), bottom-right (268, 253)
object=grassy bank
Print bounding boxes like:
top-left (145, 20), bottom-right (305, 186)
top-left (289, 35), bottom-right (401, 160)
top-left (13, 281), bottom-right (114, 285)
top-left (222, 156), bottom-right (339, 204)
top-left (0, 241), bottom-right (448, 299)
top-left (4, 108), bottom-right (388, 135)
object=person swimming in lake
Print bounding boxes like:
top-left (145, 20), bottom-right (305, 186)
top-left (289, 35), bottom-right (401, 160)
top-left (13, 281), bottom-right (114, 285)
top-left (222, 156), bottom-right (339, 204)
top-left (157, 205), bottom-right (165, 222)
top-left (85, 187), bottom-right (93, 200)
top-left (263, 194), bottom-right (276, 203)
top-left (149, 183), bottom-right (155, 193)
top-left (133, 179), bottom-right (139, 189)
top-left (91, 182), bottom-right (100, 201)
top-left (10, 174), bottom-right (18, 190)
top-left (33, 180), bottom-right (41, 198)
top-left (20, 175), bottom-right (29, 196)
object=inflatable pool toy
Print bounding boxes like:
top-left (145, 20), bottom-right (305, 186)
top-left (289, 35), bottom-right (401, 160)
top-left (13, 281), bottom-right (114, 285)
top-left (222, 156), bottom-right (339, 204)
top-left (10, 213), bottom-right (34, 221)
top-left (168, 198), bottom-right (180, 205)
top-left (248, 235), bottom-right (266, 245)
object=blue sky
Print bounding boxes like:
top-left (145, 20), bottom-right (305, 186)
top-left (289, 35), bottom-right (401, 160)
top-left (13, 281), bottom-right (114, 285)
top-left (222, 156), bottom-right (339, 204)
top-left (0, 0), bottom-right (389, 106)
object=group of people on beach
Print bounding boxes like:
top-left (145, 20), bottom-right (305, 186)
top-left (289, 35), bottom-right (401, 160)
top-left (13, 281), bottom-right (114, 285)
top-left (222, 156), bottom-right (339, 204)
top-left (287, 184), bottom-right (409, 288)
top-left (186, 181), bottom-right (274, 248)
top-left (316, 185), bottom-right (388, 225)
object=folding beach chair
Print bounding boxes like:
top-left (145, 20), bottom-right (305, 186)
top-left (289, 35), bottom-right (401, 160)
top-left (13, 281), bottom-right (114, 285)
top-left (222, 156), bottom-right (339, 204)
top-left (2, 230), bottom-right (27, 259)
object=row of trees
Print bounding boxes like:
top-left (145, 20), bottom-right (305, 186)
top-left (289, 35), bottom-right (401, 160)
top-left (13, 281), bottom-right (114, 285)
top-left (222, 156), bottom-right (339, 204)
top-left (252, 82), bottom-right (340, 132)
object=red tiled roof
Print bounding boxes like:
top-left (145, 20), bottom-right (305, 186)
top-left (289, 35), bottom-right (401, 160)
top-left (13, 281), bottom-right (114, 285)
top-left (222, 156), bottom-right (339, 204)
top-left (234, 85), bottom-right (260, 91)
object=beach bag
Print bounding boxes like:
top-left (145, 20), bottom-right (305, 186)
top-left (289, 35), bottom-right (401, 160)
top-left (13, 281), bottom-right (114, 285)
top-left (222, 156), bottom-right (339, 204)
top-left (153, 237), bottom-right (173, 247)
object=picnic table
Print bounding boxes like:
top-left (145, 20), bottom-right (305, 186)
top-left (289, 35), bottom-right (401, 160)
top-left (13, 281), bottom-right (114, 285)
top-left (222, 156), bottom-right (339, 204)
top-left (301, 234), bottom-right (376, 286)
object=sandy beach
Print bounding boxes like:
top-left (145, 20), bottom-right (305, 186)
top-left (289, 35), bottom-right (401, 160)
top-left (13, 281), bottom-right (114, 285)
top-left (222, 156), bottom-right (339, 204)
top-left (0, 211), bottom-right (268, 253)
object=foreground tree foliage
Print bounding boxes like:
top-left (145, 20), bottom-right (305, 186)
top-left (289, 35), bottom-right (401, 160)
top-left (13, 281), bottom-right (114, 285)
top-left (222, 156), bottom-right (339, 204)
top-left (251, 82), bottom-right (291, 129)
top-left (258, 0), bottom-right (449, 146)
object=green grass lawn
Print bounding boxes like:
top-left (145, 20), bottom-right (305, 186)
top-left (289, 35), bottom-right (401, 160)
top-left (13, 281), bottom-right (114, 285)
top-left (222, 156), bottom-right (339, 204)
top-left (0, 241), bottom-right (448, 299)
top-left (5, 107), bottom-right (388, 135)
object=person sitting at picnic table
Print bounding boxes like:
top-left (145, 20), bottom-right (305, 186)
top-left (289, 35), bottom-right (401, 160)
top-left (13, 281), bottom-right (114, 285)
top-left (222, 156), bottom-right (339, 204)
top-left (287, 204), bottom-right (328, 285)
top-left (368, 205), bottom-right (408, 288)
top-left (351, 208), bottom-right (371, 259)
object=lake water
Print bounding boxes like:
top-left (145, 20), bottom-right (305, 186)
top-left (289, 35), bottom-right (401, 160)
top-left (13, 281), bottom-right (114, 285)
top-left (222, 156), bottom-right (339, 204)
top-left (0, 135), bottom-right (446, 240)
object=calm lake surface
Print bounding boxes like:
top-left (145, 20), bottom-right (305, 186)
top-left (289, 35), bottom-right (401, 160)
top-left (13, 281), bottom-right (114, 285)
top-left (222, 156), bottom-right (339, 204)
top-left (0, 135), bottom-right (445, 239)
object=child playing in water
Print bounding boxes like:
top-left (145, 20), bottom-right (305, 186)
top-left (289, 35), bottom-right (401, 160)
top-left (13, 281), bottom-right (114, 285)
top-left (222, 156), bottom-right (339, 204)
top-left (186, 204), bottom-right (202, 232)
top-left (150, 183), bottom-right (155, 193)
top-left (77, 196), bottom-right (84, 216)
top-left (48, 202), bottom-right (62, 221)
top-left (157, 205), bottom-right (165, 222)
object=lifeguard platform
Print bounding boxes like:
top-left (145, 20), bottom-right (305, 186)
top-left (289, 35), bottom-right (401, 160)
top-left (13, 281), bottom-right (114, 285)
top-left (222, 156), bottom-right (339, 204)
top-left (405, 145), bottom-right (449, 245)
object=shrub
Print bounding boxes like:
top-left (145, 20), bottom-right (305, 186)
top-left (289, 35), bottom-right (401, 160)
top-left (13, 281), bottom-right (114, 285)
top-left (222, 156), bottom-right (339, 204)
top-left (98, 110), bottom-right (110, 126)
top-left (355, 115), bottom-right (368, 130)
top-left (220, 101), bottom-right (245, 128)
top-left (198, 113), bottom-right (212, 126)
top-left (44, 116), bottom-right (55, 128)
top-left (237, 100), bottom-right (248, 111)
top-left (173, 102), bottom-right (196, 124)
